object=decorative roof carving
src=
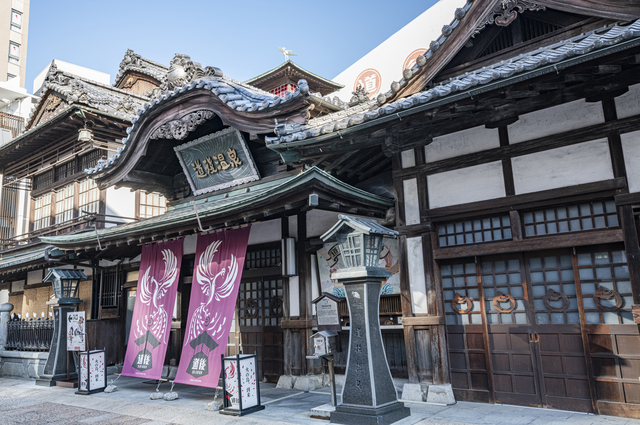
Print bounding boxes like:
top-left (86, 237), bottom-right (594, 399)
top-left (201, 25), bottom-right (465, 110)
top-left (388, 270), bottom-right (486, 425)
top-left (474, 0), bottom-right (545, 36)
top-left (114, 49), bottom-right (169, 88)
top-left (150, 110), bottom-right (215, 140)
top-left (149, 53), bottom-right (223, 99)
top-left (27, 63), bottom-right (148, 130)
top-left (349, 85), bottom-right (370, 106)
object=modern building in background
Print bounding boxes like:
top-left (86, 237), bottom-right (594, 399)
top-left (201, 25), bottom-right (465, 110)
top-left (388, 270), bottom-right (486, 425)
top-left (0, 0), bottom-right (29, 88)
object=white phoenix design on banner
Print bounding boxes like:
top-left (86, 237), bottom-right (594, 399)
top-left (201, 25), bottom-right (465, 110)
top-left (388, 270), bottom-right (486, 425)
top-left (136, 249), bottom-right (178, 343)
top-left (185, 240), bottom-right (238, 344)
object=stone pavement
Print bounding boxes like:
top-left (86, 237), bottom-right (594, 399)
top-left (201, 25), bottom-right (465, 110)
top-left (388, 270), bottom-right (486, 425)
top-left (0, 376), bottom-right (639, 425)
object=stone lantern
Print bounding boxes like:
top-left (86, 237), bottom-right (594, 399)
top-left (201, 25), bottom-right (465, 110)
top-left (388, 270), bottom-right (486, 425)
top-left (36, 268), bottom-right (87, 387)
top-left (321, 215), bottom-right (409, 425)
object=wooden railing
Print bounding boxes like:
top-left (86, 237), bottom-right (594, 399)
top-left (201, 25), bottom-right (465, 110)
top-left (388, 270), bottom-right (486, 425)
top-left (0, 112), bottom-right (24, 139)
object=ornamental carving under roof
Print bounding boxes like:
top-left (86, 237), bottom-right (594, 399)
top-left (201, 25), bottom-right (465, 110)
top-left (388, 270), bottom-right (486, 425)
top-left (474, 0), bottom-right (545, 36)
top-left (150, 110), bottom-right (215, 140)
top-left (149, 54), bottom-right (223, 98)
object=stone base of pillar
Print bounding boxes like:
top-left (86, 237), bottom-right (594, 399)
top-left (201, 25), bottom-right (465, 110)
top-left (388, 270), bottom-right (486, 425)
top-left (425, 384), bottom-right (455, 405)
top-left (330, 401), bottom-right (410, 425)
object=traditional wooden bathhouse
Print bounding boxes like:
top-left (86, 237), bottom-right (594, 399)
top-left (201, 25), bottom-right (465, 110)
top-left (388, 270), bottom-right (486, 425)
top-left (263, 0), bottom-right (640, 417)
top-left (9, 0), bottom-right (640, 417)
top-left (32, 52), bottom-right (397, 383)
top-left (0, 59), bottom-right (165, 362)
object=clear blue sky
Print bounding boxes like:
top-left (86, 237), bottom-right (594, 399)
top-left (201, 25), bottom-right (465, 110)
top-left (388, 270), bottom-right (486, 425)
top-left (25, 0), bottom-right (437, 92)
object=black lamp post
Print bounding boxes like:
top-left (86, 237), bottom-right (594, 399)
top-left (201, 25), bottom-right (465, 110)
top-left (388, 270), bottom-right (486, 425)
top-left (36, 268), bottom-right (87, 387)
top-left (322, 215), bottom-right (409, 425)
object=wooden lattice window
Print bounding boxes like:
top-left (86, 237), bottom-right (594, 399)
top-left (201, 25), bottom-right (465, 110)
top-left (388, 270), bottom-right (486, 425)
top-left (54, 184), bottom-right (75, 224)
top-left (576, 249), bottom-right (633, 325)
top-left (442, 261), bottom-right (482, 325)
top-left (438, 215), bottom-right (512, 247)
top-left (243, 246), bottom-right (281, 270)
top-left (32, 171), bottom-right (52, 191)
top-left (528, 253), bottom-right (580, 325)
top-left (481, 257), bottom-right (528, 325)
top-left (523, 200), bottom-right (619, 237)
top-left (137, 191), bottom-right (166, 219)
top-left (78, 179), bottom-right (99, 215)
top-left (54, 161), bottom-right (76, 182)
top-left (33, 193), bottom-right (52, 231)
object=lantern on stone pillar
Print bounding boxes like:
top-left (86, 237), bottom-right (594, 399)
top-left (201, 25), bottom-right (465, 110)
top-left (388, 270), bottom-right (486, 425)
top-left (36, 268), bottom-right (87, 387)
top-left (321, 215), bottom-right (409, 425)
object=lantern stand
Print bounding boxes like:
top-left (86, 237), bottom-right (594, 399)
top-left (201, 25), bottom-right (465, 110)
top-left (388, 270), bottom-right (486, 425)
top-left (321, 215), bottom-right (410, 425)
top-left (36, 269), bottom-right (87, 387)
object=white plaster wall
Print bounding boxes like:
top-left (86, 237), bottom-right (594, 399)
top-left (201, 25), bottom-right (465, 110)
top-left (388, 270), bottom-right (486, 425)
top-left (401, 149), bottom-right (415, 168)
top-left (621, 130), bottom-right (640, 193)
top-left (616, 83), bottom-right (640, 120)
top-left (512, 138), bottom-right (614, 194)
top-left (403, 178), bottom-right (420, 225)
top-left (427, 161), bottom-right (506, 209)
top-left (426, 126), bottom-right (499, 163)
top-left (247, 219), bottom-right (281, 245)
top-left (406, 236), bottom-right (428, 314)
top-left (11, 280), bottom-right (24, 292)
top-left (0, 289), bottom-right (8, 304)
top-left (289, 276), bottom-right (300, 317)
top-left (105, 186), bottom-right (136, 228)
top-left (306, 209), bottom-right (341, 238)
top-left (288, 215), bottom-right (298, 240)
top-left (26, 270), bottom-right (42, 285)
top-left (508, 99), bottom-right (605, 144)
top-left (183, 234), bottom-right (197, 255)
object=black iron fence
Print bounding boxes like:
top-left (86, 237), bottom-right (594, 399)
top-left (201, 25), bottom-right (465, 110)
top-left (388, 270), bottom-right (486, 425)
top-left (5, 318), bottom-right (54, 351)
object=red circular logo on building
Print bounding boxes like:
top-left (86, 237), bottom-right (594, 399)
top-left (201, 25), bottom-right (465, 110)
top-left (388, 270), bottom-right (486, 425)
top-left (402, 48), bottom-right (428, 72)
top-left (353, 68), bottom-right (382, 98)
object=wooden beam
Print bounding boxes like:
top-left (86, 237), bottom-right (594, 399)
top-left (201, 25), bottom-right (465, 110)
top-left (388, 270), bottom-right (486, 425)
top-left (402, 316), bottom-right (445, 326)
top-left (433, 228), bottom-right (623, 259)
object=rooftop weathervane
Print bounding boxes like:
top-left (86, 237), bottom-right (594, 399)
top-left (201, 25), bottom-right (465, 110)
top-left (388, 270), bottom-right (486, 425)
top-left (278, 47), bottom-right (297, 61)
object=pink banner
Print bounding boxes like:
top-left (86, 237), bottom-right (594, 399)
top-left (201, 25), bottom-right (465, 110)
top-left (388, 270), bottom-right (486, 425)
top-left (122, 239), bottom-right (183, 379)
top-left (174, 226), bottom-right (251, 388)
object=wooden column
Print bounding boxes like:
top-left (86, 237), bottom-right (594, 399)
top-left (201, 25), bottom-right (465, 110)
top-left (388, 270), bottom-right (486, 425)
top-left (602, 99), bottom-right (640, 304)
top-left (297, 212), bottom-right (309, 375)
top-left (426, 231), bottom-right (450, 385)
top-left (281, 217), bottom-right (292, 376)
top-left (393, 151), bottom-right (421, 383)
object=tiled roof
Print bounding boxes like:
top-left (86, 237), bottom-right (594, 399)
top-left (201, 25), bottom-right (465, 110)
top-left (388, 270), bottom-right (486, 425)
top-left (264, 18), bottom-right (640, 148)
top-left (46, 167), bottom-right (394, 247)
top-left (84, 68), bottom-right (315, 176)
top-left (0, 246), bottom-right (45, 272)
top-left (26, 62), bottom-right (148, 129)
top-left (114, 49), bottom-right (169, 87)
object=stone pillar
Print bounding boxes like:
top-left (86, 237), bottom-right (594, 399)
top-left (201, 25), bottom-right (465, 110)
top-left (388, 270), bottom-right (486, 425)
top-left (0, 303), bottom-right (13, 350)
top-left (36, 302), bottom-right (79, 386)
top-left (330, 269), bottom-right (410, 425)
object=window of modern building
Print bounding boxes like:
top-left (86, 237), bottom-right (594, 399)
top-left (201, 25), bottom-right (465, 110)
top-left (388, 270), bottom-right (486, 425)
top-left (79, 179), bottom-right (100, 215)
top-left (137, 191), bottom-right (167, 219)
top-left (33, 193), bottom-right (52, 231)
top-left (10, 10), bottom-right (21, 33)
top-left (6, 74), bottom-right (16, 81)
top-left (54, 184), bottom-right (75, 224)
top-left (8, 42), bottom-right (20, 64)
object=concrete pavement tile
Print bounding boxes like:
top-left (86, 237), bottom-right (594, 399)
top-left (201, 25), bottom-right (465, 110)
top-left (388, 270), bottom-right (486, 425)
top-left (416, 419), bottom-right (475, 425)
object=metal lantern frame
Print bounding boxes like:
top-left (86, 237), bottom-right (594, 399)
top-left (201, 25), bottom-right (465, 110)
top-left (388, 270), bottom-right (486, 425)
top-left (76, 349), bottom-right (107, 395)
top-left (321, 215), bottom-right (398, 271)
top-left (43, 269), bottom-right (87, 303)
top-left (220, 353), bottom-right (265, 416)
